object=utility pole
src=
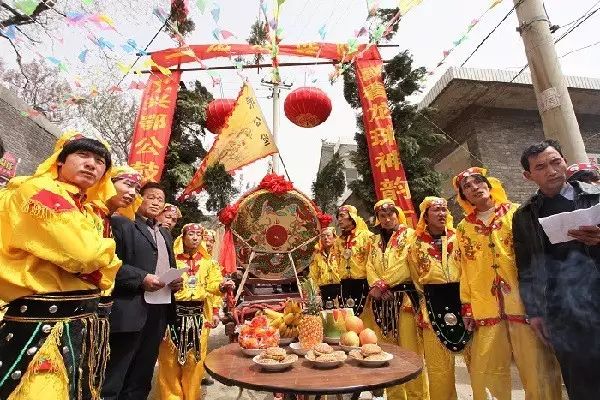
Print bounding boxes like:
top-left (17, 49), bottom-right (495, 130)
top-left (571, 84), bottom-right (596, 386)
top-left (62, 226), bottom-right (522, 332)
top-left (261, 79), bottom-right (292, 174)
top-left (513, 0), bottom-right (588, 163)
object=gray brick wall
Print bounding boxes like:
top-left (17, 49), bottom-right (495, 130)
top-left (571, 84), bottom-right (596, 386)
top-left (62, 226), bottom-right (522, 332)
top-left (434, 106), bottom-right (600, 206)
top-left (0, 85), bottom-right (59, 176)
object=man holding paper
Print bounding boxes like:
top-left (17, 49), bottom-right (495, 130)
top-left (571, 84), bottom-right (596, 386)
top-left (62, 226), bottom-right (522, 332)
top-left (514, 140), bottom-right (600, 400)
top-left (102, 182), bottom-right (183, 400)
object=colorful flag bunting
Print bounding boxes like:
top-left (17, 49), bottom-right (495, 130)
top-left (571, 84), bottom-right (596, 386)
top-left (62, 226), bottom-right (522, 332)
top-left (197, 0), bottom-right (207, 13)
top-left (15, 0), bottom-right (39, 16)
top-left (210, 5), bottom-right (220, 23)
top-left (78, 49), bottom-right (89, 63)
top-left (221, 30), bottom-right (235, 39)
top-left (318, 25), bottom-right (326, 39)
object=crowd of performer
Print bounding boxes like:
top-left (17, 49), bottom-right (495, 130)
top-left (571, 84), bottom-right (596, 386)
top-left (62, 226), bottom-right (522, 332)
top-left (0, 130), bottom-right (598, 400)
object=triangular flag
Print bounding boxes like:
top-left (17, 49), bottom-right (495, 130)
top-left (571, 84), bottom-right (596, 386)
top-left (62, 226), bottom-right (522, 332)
top-left (318, 25), bottom-right (326, 40)
top-left (490, 0), bottom-right (503, 8)
top-left (82, 0), bottom-right (94, 5)
top-left (179, 83), bottom-right (278, 200)
top-left (221, 30), bottom-right (234, 39)
top-left (212, 28), bottom-right (221, 41)
top-left (210, 6), bottom-right (220, 23)
top-left (197, 0), bottom-right (207, 13)
top-left (15, 0), bottom-right (39, 16)
top-left (78, 49), bottom-right (89, 63)
top-left (398, 0), bottom-right (423, 15)
top-left (1, 26), bottom-right (17, 40)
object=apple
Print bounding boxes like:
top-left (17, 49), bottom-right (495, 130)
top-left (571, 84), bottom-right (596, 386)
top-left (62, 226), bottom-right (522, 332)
top-left (359, 328), bottom-right (378, 345)
top-left (345, 315), bottom-right (364, 333)
top-left (340, 331), bottom-right (360, 347)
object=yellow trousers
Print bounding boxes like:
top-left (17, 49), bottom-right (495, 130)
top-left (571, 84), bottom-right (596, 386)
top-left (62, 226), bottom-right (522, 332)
top-left (469, 321), bottom-right (562, 400)
top-left (422, 328), bottom-right (458, 400)
top-left (363, 302), bottom-right (429, 400)
top-left (157, 327), bottom-right (210, 400)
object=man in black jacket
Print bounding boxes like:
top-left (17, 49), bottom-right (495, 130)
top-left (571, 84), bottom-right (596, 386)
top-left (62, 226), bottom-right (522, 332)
top-left (102, 182), bottom-right (183, 400)
top-left (513, 140), bottom-right (600, 400)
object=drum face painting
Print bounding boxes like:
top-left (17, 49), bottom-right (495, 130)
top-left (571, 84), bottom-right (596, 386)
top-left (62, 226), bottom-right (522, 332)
top-left (232, 189), bottom-right (321, 279)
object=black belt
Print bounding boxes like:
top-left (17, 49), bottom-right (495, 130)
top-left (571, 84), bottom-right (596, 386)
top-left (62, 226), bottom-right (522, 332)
top-left (4, 290), bottom-right (100, 322)
top-left (175, 301), bottom-right (204, 316)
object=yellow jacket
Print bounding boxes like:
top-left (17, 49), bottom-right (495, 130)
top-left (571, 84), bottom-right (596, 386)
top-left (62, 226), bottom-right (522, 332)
top-left (309, 245), bottom-right (342, 286)
top-left (452, 202), bottom-right (527, 323)
top-left (0, 175), bottom-right (121, 302)
top-left (367, 227), bottom-right (413, 288)
top-left (175, 252), bottom-right (223, 320)
top-left (336, 228), bottom-right (373, 280)
top-left (408, 229), bottom-right (459, 323)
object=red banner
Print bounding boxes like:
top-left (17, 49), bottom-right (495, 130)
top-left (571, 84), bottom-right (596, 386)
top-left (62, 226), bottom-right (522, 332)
top-left (151, 43), bottom-right (381, 68)
top-left (355, 59), bottom-right (417, 225)
top-left (128, 71), bottom-right (182, 182)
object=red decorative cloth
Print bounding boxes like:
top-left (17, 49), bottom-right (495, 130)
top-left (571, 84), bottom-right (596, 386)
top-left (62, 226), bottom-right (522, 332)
top-left (259, 174), bottom-right (293, 194)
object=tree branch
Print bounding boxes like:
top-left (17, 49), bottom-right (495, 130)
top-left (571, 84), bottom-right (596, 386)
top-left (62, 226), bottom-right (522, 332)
top-left (0, 1), bottom-right (55, 27)
top-left (0, 31), bottom-right (28, 82)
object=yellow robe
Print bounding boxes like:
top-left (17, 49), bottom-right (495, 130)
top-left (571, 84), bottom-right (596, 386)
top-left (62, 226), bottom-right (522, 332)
top-left (408, 229), bottom-right (461, 400)
top-left (336, 228), bottom-right (373, 280)
top-left (0, 176), bottom-right (121, 303)
top-left (452, 202), bottom-right (561, 400)
top-left (158, 252), bottom-right (223, 400)
top-left (309, 247), bottom-right (342, 286)
top-left (365, 227), bottom-right (429, 400)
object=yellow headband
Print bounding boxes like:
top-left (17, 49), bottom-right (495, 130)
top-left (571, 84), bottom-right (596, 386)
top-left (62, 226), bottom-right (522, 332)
top-left (452, 167), bottom-right (508, 215)
top-left (173, 223), bottom-right (210, 258)
top-left (108, 164), bottom-right (143, 220)
top-left (35, 130), bottom-right (116, 204)
top-left (373, 198), bottom-right (407, 226)
top-left (337, 204), bottom-right (369, 232)
top-left (415, 196), bottom-right (453, 236)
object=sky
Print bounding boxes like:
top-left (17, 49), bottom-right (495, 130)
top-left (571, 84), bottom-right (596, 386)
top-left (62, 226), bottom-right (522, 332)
top-left (1, 0), bottom-right (599, 199)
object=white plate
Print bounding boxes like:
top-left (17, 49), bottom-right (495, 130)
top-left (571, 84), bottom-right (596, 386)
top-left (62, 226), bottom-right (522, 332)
top-left (323, 336), bottom-right (340, 345)
top-left (350, 351), bottom-right (393, 367)
top-left (305, 358), bottom-right (344, 369)
top-left (252, 354), bottom-right (298, 371)
top-left (279, 337), bottom-right (296, 345)
top-left (288, 342), bottom-right (309, 356)
top-left (240, 348), bottom-right (263, 357)
top-left (339, 344), bottom-right (361, 353)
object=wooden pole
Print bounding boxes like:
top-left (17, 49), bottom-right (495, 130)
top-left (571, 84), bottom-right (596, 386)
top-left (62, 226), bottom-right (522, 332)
top-left (513, 0), bottom-right (587, 162)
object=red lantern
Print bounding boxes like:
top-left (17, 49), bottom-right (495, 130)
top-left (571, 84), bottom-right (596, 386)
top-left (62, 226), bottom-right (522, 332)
top-left (205, 99), bottom-right (235, 134)
top-left (284, 87), bottom-right (332, 128)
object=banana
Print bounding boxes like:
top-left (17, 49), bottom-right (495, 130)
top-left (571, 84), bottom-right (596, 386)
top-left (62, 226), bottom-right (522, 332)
top-left (263, 308), bottom-right (284, 320)
top-left (270, 316), bottom-right (284, 329)
top-left (283, 313), bottom-right (296, 326)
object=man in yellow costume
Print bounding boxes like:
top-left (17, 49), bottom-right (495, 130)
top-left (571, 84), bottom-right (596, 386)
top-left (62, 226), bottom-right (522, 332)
top-left (0, 131), bottom-right (121, 400)
top-left (157, 224), bottom-right (233, 399)
top-left (366, 198), bottom-right (428, 400)
top-left (408, 197), bottom-right (470, 400)
top-left (452, 167), bottom-right (561, 400)
top-left (309, 227), bottom-right (342, 309)
top-left (336, 205), bottom-right (373, 316)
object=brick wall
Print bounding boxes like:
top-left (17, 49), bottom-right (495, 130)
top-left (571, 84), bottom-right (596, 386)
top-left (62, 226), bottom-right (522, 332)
top-left (435, 106), bottom-right (600, 206)
top-left (0, 85), bottom-right (59, 176)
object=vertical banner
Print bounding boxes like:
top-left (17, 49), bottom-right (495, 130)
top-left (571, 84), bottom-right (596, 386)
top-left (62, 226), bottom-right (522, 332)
top-left (128, 70), bottom-right (182, 182)
top-left (355, 59), bottom-right (417, 225)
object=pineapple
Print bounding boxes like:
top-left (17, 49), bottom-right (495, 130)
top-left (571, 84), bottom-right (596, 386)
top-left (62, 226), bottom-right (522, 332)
top-left (298, 278), bottom-right (324, 350)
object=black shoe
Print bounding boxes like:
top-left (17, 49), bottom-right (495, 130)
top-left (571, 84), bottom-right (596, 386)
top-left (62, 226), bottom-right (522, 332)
top-left (201, 376), bottom-right (214, 385)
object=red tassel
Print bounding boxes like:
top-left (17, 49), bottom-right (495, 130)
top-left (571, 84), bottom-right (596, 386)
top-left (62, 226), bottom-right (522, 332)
top-left (219, 227), bottom-right (237, 275)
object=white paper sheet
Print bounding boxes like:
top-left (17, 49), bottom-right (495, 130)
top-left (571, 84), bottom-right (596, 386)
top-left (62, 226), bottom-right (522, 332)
top-left (538, 203), bottom-right (600, 244)
top-left (143, 267), bottom-right (189, 304)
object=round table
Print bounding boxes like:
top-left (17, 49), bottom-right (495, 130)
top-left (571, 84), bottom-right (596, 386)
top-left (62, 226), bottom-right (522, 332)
top-left (204, 343), bottom-right (423, 398)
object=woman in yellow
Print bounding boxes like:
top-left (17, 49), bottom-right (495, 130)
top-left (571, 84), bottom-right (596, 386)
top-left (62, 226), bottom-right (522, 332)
top-left (157, 223), bottom-right (226, 400)
top-left (309, 227), bottom-right (342, 308)
top-left (335, 205), bottom-right (373, 316)
top-left (366, 198), bottom-right (428, 400)
top-left (452, 167), bottom-right (561, 400)
top-left (0, 131), bottom-right (121, 400)
top-left (408, 197), bottom-right (470, 400)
